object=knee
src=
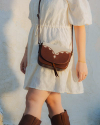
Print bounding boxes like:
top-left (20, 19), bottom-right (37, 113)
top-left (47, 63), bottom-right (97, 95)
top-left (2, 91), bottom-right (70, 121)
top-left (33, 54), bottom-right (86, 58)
top-left (45, 93), bottom-right (61, 107)
top-left (46, 98), bottom-right (60, 107)
top-left (25, 93), bottom-right (42, 107)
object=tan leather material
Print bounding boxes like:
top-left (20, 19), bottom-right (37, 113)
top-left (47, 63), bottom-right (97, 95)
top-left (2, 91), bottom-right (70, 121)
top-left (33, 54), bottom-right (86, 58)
top-left (37, 0), bottom-right (73, 77)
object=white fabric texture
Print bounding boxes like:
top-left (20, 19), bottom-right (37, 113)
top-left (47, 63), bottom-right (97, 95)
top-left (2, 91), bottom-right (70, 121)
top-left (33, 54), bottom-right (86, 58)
top-left (23, 0), bottom-right (92, 94)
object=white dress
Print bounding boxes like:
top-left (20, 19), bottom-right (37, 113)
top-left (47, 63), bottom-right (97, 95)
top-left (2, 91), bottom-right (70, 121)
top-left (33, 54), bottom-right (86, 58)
top-left (23, 0), bottom-right (92, 94)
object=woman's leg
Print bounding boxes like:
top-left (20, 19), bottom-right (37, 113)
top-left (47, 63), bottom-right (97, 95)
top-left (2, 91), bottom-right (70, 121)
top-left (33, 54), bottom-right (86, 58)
top-left (45, 92), bottom-right (64, 118)
top-left (24, 88), bottom-right (51, 120)
top-left (45, 92), bottom-right (70, 125)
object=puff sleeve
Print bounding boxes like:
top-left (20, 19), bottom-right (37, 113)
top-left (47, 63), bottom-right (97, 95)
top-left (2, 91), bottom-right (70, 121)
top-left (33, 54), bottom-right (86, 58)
top-left (67, 0), bottom-right (92, 25)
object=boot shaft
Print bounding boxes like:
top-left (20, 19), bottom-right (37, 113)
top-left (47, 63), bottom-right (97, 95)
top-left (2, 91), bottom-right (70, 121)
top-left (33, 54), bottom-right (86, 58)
top-left (18, 114), bottom-right (42, 125)
top-left (48, 109), bottom-right (70, 125)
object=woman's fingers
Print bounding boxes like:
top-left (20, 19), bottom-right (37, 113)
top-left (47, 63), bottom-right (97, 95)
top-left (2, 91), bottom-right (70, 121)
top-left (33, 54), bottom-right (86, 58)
top-left (20, 55), bottom-right (27, 74)
top-left (78, 72), bottom-right (87, 82)
top-left (82, 73), bottom-right (87, 80)
top-left (24, 61), bottom-right (27, 73)
top-left (76, 61), bottom-right (88, 82)
top-left (20, 58), bottom-right (25, 74)
top-left (76, 69), bottom-right (79, 78)
top-left (20, 61), bottom-right (25, 74)
top-left (78, 72), bottom-right (83, 82)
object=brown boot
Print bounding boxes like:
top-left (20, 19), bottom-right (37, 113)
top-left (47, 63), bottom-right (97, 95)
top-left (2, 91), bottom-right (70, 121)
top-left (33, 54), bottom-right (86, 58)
top-left (18, 113), bottom-right (42, 125)
top-left (48, 109), bottom-right (70, 125)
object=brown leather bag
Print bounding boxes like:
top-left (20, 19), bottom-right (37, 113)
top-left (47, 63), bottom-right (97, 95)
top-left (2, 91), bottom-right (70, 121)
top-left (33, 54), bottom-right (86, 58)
top-left (37, 0), bottom-right (73, 77)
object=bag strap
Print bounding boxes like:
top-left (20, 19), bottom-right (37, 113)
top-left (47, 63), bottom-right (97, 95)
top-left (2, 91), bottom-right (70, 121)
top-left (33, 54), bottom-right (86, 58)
top-left (37, 0), bottom-right (73, 54)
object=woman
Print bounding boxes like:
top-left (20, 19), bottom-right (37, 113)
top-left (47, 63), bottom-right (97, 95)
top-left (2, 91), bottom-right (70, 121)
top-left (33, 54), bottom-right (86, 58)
top-left (19, 0), bottom-right (92, 124)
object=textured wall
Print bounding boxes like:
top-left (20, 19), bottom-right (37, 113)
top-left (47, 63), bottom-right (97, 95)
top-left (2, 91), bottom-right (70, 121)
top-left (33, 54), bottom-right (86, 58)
top-left (0, 0), bottom-right (100, 125)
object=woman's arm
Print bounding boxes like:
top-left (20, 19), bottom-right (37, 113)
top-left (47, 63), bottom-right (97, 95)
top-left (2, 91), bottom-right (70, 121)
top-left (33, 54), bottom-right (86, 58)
top-left (74, 25), bottom-right (88, 82)
top-left (74, 25), bottom-right (86, 62)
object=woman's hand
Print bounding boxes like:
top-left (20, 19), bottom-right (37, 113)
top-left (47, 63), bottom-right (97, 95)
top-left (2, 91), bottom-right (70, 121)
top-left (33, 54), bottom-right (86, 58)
top-left (76, 61), bottom-right (88, 82)
top-left (20, 50), bottom-right (27, 74)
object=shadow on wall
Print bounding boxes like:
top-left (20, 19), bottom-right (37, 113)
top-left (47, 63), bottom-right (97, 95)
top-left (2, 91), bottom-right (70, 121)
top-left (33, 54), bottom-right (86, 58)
top-left (0, 0), bottom-right (20, 124)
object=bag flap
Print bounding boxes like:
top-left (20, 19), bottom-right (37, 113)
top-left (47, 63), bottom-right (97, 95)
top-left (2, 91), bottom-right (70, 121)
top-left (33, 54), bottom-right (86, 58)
top-left (40, 42), bottom-right (72, 64)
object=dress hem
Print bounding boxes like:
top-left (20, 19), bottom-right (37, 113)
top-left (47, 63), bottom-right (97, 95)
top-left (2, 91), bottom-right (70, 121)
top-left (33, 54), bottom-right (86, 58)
top-left (23, 86), bottom-right (84, 94)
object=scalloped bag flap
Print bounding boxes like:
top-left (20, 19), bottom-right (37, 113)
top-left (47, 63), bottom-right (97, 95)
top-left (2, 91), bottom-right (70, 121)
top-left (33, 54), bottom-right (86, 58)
top-left (40, 42), bottom-right (72, 64)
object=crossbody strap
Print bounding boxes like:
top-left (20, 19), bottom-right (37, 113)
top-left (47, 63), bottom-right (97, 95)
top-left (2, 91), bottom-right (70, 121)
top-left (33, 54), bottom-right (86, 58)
top-left (37, 0), bottom-right (73, 54)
